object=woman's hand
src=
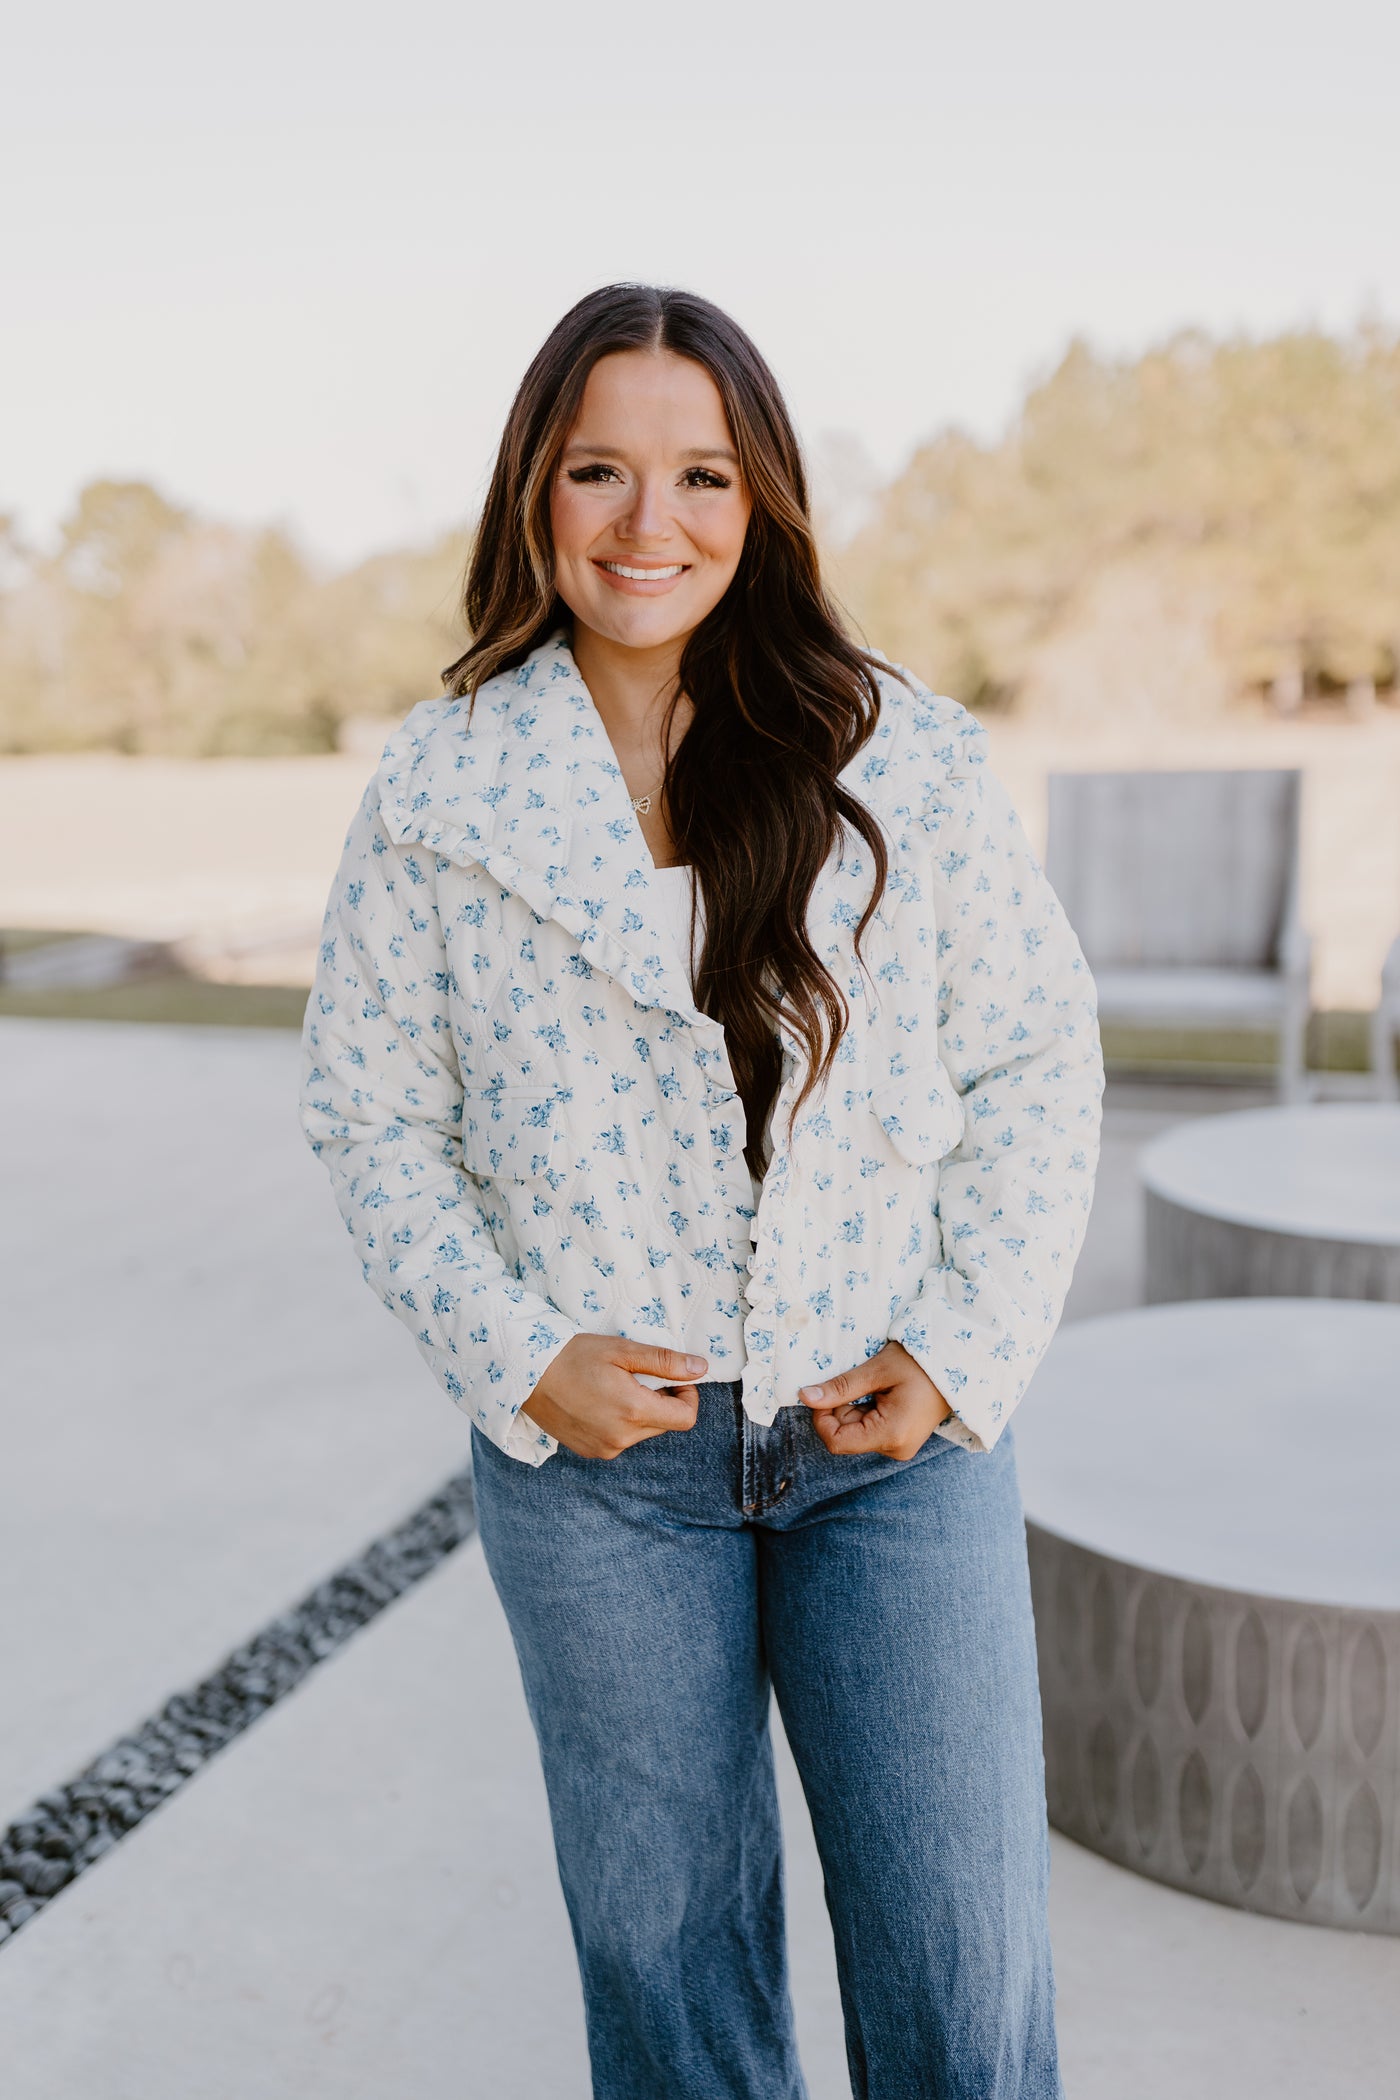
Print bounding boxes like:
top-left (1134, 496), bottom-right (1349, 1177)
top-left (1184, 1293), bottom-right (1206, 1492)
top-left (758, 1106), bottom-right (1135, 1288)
top-left (799, 1341), bottom-right (952, 1462)
top-left (521, 1334), bottom-right (708, 1460)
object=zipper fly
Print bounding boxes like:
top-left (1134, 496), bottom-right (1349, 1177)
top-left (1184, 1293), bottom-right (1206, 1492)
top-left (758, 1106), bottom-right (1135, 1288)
top-left (739, 1395), bottom-right (793, 1519)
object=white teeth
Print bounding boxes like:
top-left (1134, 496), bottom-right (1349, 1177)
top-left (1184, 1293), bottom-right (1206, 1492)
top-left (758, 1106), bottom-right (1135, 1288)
top-left (600, 561), bottom-right (686, 580)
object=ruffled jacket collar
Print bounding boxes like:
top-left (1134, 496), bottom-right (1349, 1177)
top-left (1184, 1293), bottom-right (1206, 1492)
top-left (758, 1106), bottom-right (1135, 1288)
top-left (375, 626), bottom-right (987, 1044)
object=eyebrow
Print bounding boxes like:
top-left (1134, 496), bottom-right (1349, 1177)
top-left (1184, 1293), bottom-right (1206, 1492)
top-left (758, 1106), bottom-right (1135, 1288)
top-left (562, 442), bottom-right (741, 467)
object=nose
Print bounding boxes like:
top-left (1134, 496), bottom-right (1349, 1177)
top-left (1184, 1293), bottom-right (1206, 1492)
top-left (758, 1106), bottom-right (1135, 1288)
top-left (618, 474), bottom-right (672, 546)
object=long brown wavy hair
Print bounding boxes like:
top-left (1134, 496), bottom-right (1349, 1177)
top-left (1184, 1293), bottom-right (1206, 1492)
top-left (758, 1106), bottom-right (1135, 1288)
top-left (443, 283), bottom-right (897, 1176)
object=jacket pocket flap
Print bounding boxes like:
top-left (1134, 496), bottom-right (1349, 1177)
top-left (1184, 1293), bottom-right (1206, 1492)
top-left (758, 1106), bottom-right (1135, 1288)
top-left (460, 1085), bottom-right (563, 1181)
top-left (869, 1064), bottom-right (965, 1165)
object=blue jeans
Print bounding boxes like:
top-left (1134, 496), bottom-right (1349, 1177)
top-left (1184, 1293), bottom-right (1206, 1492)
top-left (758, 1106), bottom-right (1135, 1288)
top-left (471, 1381), bottom-right (1061, 2100)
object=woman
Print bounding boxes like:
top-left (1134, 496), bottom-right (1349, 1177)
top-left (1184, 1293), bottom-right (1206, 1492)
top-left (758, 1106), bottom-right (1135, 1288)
top-left (301, 284), bottom-right (1102, 2099)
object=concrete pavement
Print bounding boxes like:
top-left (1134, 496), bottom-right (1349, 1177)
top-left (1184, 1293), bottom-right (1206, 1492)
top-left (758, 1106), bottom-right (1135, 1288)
top-left (0, 1019), bottom-right (468, 1811)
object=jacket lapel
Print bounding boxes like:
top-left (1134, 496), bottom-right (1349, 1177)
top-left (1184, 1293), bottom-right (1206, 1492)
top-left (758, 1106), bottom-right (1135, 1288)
top-left (377, 629), bottom-right (720, 1036)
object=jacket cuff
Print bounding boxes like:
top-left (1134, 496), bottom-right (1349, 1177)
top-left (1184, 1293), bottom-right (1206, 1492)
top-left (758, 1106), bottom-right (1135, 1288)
top-left (446, 1285), bottom-right (579, 1467)
top-left (502, 1405), bottom-right (559, 1467)
top-left (888, 1278), bottom-right (1027, 1455)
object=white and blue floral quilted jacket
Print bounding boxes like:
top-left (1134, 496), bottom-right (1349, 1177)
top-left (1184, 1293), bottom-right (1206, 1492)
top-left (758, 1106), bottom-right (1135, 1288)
top-left (299, 629), bottom-right (1103, 1466)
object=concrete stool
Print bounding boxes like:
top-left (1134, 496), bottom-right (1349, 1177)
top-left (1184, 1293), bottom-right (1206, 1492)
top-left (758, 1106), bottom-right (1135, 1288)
top-left (1142, 1104), bottom-right (1400, 1305)
top-left (1015, 1298), bottom-right (1400, 1932)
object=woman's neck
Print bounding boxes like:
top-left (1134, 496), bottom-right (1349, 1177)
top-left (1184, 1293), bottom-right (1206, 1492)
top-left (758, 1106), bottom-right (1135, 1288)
top-left (570, 621), bottom-right (689, 748)
top-left (569, 620), bottom-right (694, 868)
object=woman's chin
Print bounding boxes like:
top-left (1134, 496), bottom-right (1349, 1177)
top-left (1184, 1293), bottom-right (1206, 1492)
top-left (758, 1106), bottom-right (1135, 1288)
top-left (575, 594), bottom-right (704, 655)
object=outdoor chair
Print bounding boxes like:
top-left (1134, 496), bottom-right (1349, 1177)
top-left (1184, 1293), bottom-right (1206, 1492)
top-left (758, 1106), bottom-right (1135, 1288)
top-left (1045, 768), bottom-right (1311, 1101)
top-left (1370, 935), bottom-right (1400, 1100)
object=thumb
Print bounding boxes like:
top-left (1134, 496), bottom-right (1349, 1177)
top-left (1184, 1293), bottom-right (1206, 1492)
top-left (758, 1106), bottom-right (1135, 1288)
top-left (614, 1341), bottom-right (709, 1386)
top-left (799, 1353), bottom-right (885, 1411)
top-left (632, 1382), bottom-right (702, 1434)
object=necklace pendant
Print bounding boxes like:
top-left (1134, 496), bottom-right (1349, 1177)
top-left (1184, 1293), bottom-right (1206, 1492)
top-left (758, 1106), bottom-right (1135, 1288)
top-left (631, 794), bottom-right (652, 815)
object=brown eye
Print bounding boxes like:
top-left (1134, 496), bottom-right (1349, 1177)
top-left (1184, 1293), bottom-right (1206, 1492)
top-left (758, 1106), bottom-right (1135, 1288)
top-left (567, 464), bottom-right (622, 484)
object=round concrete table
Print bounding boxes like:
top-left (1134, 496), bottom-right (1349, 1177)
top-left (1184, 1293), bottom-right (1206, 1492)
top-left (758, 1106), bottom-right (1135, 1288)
top-left (1142, 1103), bottom-right (1400, 1306)
top-left (1015, 1298), bottom-right (1400, 1932)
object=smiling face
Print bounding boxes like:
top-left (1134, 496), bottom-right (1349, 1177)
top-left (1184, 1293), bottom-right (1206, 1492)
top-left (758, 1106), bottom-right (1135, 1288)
top-left (549, 348), bottom-right (753, 659)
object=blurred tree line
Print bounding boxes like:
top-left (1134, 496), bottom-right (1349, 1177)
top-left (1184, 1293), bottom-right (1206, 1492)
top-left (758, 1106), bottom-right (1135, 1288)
top-left (0, 482), bottom-right (468, 755)
top-left (835, 322), bottom-right (1400, 731)
top-left (2, 323), bottom-right (1397, 754)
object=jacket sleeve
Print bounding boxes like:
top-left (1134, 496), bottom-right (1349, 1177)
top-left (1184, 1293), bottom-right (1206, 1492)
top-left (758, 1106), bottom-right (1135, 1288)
top-left (298, 781), bottom-right (580, 1465)
top-left (887, 746), bottom-right (1104, 1453)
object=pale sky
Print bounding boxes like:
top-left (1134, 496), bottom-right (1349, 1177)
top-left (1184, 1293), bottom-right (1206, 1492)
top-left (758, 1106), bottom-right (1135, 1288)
top-left (5, 0), bottom-right (1399, 566)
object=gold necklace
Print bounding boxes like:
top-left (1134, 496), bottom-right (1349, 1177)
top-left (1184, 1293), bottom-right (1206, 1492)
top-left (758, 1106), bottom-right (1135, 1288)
top-left (630, 780), bottom-right (662, 815)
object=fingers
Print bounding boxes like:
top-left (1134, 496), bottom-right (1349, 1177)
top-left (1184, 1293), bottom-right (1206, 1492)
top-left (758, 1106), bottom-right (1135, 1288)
top-left (813, 1402), bottom-right (927, 1464)
top-left (799, 1345), bottom-right (940, 1463)
top-left (798, 1346), bottom-right (893, 1412)
top-left (809, 1400), bottom-right (890, 1453)
top-left (626, 1382), bottom-right (701, 1436)
top-left (522, 1334), bottom-right (704, 1459)
top-left (563, 1382), bottom-right (701, 1460)
top-left (616, 1342), bottom-right (708, 1385)
top-left (800, 1350), bottom-right (894, 1456)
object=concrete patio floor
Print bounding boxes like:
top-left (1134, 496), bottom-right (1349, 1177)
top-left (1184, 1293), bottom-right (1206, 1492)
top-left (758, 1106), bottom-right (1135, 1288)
top-left (0, 1020), bottom-right (467, 1814)
top-left (2, 1016), bottom-right (1398, 2096)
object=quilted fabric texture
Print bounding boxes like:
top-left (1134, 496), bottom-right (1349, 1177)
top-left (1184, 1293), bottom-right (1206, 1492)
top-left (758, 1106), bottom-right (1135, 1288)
top-left (299, 629), bottom-right (1104, 1465)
